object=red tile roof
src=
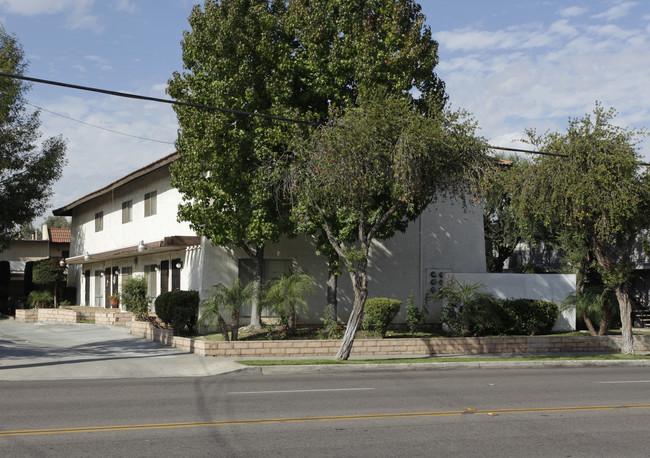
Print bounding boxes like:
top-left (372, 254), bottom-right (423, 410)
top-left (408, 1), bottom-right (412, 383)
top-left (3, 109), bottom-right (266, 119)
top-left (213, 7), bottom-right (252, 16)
top-left (48, 228), bottom-right (71, 243)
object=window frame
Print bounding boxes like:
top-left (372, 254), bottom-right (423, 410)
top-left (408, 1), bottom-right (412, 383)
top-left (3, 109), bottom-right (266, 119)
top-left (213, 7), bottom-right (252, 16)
top-left (94, 211), bottom-right (103, 232)
top-left (144, 190), bottom-right (157, 217)
top-left (122, 200), bottom-right (133, 224)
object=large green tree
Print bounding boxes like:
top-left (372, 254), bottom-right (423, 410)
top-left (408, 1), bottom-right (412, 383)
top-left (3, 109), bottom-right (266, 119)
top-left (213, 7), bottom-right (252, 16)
top-left (0, 28), bottom-right (67, 251)
top-left (479, 156), bottom-right (527, 272)
top-left (287, 93), bottom-right (487, 360)
top-left (167, 0), bottom-right (300, 329)
top-left (168, 0), bottom-right (447, 330)
top-left (513, 104), bottom-right (650, 354)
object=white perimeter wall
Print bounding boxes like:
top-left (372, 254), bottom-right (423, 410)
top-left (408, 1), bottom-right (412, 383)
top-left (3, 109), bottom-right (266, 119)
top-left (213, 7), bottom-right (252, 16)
top-left (448, 273), bottom-right (577, 331)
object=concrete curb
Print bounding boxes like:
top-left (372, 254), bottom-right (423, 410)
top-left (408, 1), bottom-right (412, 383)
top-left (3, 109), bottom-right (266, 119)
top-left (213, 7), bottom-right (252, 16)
top-left (236, 359), bottom-right (650, 375)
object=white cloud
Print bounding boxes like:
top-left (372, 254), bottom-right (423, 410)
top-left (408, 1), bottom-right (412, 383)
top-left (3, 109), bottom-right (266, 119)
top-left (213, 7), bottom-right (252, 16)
top-left (592, 1), bottom-right (638, 21)
top-left (112, 0), bottom-right (137, 14)
top-left (558, 6), bottom-right (589, 18)
top-left (33, 92), bottom-right (177, 211)
top-left (0, 0), bottom-right (102, 32)
top-left (435, 6), bottom-right (650, 161)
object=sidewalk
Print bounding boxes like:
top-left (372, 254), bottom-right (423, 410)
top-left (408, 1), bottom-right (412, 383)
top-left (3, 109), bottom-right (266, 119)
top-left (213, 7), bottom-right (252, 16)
top-left (2, 318), bottom-right (650, 381)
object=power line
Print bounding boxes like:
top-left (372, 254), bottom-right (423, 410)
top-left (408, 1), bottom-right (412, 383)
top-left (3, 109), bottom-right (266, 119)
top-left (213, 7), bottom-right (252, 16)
top-left (27, 103), bottom-right (175, 145)
top-left (3, 72), bottom-right (647, 165)
top-left (488, 145), bottom-right (567, 158)
top-left (0, 72), bottom-right (313, 126)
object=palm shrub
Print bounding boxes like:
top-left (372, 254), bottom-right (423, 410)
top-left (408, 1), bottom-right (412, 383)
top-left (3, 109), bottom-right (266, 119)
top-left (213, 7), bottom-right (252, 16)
top-left (438, 280), bottom-right (502, 336)
top-left (154, 290), bottom-right (199, 335)
top-left (362, 298), bottom-right (402, 337)
top-left (561, 286), bottom-right (617, 336)
top-left (28, 290), bottom-right (53, 309)
top-left (199, 278), bottom-right (256, 341)
top-left (262, 272), bottom-right (315, 336)
top-left (122, 276), bottom-right (149, 321)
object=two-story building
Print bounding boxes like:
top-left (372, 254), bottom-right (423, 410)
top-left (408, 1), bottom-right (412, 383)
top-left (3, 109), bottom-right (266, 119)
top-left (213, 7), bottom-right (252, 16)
top-left (53, 152), bottom-right (491, 324)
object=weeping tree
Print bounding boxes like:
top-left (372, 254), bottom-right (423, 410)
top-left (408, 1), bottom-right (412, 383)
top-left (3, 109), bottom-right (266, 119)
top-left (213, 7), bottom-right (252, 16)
top-left (513, 104), bottom-right (650, 354)
top-left (286, 93), bottom-right (487, 359)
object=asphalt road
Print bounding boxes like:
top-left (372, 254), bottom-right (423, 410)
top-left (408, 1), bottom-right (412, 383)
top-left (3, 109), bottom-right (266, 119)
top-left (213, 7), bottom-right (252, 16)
top-left (2, 367), bottom-right (650, 457)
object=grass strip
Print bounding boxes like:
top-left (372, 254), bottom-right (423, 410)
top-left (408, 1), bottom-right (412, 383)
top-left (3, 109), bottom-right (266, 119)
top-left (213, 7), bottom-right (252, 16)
top-left (236, 354), bottom-right (650, 366)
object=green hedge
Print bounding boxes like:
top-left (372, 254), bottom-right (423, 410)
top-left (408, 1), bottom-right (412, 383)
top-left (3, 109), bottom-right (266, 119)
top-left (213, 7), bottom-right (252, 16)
top-left (154, 290), bottom-right (199, 335)
top-left (362, 298), bottom-right (402, 337)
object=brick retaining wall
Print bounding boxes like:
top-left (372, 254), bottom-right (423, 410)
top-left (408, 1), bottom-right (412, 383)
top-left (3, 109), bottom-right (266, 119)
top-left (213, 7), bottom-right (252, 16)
top-left (13, 308), bottom-right (132, 326)
top-left (130, 320), bottom-right (650, 357)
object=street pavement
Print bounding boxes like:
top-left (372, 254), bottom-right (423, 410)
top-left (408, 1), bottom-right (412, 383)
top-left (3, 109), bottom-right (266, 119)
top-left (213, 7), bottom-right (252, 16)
top-left (2, 317), bottom-right (650, 381)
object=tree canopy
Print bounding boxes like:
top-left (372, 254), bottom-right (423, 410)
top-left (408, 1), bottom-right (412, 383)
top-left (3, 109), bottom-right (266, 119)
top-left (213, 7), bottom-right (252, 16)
top-left (0, 27), bottom-right (67, 251)
top-left (167, 0), bottom-right (447, 329)
top-left (512, 104), bottom-right (650, 353)
top-left (287, 93), bottom-right (487, 359)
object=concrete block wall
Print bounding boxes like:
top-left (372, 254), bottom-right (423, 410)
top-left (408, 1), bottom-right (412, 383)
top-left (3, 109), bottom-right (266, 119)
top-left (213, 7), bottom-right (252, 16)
top-left (95, 311), bottom-right (134, 326)
top-left (33, 308), bottom-right (81, 323)
top-left (14, 309), bottom-right (39, 323)
top-left (129, 320), bottom-right (642, 357)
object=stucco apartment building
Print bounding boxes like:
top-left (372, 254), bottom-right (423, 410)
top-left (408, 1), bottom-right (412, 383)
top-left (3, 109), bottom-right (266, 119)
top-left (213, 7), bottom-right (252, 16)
top-left (53, 152), bottom-right (491, 325)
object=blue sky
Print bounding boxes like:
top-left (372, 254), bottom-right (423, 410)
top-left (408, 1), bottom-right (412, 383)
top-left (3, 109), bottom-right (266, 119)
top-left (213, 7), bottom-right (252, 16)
top-left (1, 0), bottom-right (649, 216)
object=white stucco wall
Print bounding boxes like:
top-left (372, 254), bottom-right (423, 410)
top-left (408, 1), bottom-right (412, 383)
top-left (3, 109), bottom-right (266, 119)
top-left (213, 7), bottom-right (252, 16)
top-left (197, 197), bottom-right (487, 326)
top-left (446, 272), bottom-right (577, 331)
top-left (70, 166), bottom-right (195, 257)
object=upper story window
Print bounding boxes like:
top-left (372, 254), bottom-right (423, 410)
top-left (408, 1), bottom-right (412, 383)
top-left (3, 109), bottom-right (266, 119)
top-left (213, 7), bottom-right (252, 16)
top-left (122, 200), bottom-right (133, 224)
top-left (95, 211), bottom-right (103, 232)
top-left (144, 190), bottom-right (157, 217)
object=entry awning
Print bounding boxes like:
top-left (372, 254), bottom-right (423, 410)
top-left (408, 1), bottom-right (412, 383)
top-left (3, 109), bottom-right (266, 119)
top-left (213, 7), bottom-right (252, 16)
top-left (65, 236), bottom-right (202, 265)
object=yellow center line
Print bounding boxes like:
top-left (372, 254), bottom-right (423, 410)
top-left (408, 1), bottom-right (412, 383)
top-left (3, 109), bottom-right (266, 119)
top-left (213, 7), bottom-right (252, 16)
top-left (2, 403), bottom-right (650, 437)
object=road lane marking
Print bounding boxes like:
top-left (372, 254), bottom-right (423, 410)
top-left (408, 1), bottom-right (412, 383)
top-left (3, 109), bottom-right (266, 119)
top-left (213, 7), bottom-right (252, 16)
top-left (228, 387), bottom-right (375, 395)
top-left (594, 381), bottom-right (650, 384)
top-left (3, 403), bottom-right (650, 438)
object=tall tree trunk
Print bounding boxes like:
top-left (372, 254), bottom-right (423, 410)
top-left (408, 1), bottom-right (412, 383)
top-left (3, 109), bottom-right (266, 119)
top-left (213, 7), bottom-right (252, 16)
top-left (582, 310), bottom-right (598, 336)
top-left (288, 306), bottom-right (296, 336)
top-left (614, 285), bottom-right (634, 354)
top-left (597, 304), bottom-right (612, 336)
top-left (244, 246), bottom-right (264, 331)
top-left (218, 315), bottom-right (230, 342)
top-left (231, 309), bottom-right (239, 341)
top-left (335, 268), bottom-right (368, 360)
top-left (326, 264), bottom-right (338, 323)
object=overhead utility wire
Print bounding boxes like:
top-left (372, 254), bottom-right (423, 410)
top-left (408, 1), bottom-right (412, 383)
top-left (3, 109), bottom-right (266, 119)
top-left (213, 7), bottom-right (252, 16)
top-left (0, 72), bottom-right (313, 126)
top-left (3, 72), bottom-right (647, 164)
top-left (27, 103), bottom-right (175, 145)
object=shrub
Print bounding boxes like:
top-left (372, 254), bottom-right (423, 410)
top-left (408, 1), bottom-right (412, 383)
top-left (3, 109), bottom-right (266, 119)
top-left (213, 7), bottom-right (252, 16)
top-left (405, 293), bottom-right (428, 335)
top-left (28, 290), bottom-right (53, 308)
top-left (154, 290), bottom-right (199, 335)
top-left (438, 280), bottom-right (502, 336)
top-left (498, 299), bottom-right (559, 335)
top-left (362, 298), bottom-right (402, 337)
top-left (262, 273), bottom-right (315, 336)
top-left (122, 276), bottom-right (149, 321)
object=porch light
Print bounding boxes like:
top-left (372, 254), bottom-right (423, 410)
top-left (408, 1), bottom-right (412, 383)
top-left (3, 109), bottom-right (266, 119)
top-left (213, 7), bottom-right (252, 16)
top-left (175, 261), bottom-right (183, 269)
top-left (137, 240), bottom-right (146, 252)
top-left (59, 259), bottom-right (66, 267)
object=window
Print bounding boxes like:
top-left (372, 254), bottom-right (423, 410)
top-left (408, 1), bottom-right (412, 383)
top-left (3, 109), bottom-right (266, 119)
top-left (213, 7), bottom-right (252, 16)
top-left (122, 200), bottom-right (132, 223)
top-left (95, 211), bottom-right (103, 232)
top-left (144, 190), bottom-right (157, 217)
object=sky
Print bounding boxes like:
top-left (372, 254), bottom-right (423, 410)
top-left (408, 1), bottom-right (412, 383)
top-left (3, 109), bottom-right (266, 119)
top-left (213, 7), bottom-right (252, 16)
top-left (1, 0), bottom-right (649, 220)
